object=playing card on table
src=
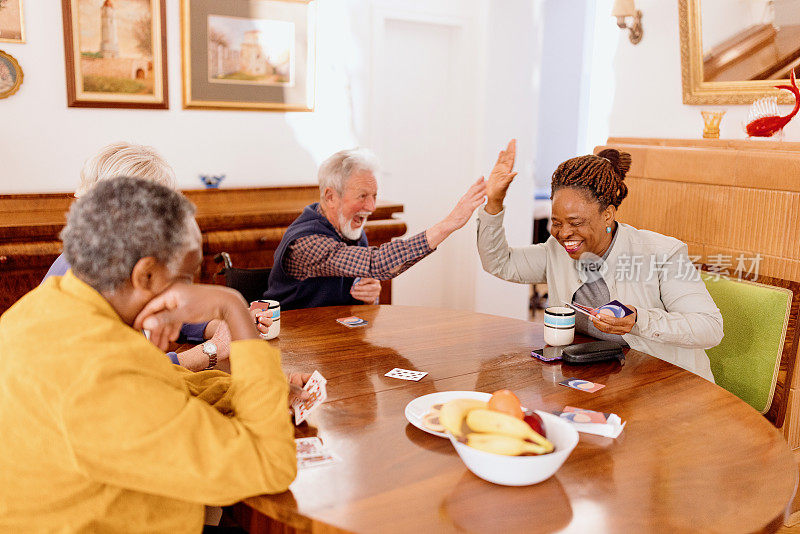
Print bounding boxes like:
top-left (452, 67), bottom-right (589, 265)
top-left (557, 406), bottom-right (626, 438)
top-left (297, 452), bottom-right (337, 470)
top-left (559, 377), bottom-right (606, 393)
top-left (336, 316), bottom-right (368, 328)
top-left (292, 370), bottom-right (327, 425)
top-left (384, 368), bottom-right (428, 381)
top-left (295, 437), bottom-right (338, 470)
top-left (295, 437), bottom-right (325, 457)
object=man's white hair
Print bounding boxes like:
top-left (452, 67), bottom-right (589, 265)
top-left (76, 142), bottom-right (177, 197)
top-left (318, 148), bottom-right (380, 199)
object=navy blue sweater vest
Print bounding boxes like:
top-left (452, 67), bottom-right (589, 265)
top-left (264, 203), bottom-right (368, 310)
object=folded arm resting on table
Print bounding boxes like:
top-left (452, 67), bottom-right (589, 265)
top-left (285, 231), bottom-right (433, 281)
top-left (61, 339), bottom-right (296, 506)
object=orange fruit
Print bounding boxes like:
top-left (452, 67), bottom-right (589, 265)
top-left (487, 389), bottom-right (524, 419)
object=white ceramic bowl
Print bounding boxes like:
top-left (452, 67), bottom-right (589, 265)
top-left (448, 411), bottom-right (579, 486)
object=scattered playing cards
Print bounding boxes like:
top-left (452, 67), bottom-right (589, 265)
top-left (336, 316), bottom-right (368, 328)
top-left (385, 368), bottom-right (428, 381)
top-left (295, 437), bottom-right (337, 470)
top-left (292, 370), bottom-right (327, 425)
top-left (557, 406), bottom-right (626, 438)
top-left (559, 377), bottom-right (605, 393)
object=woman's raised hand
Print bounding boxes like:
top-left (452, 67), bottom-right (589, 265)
top-left (485, 139), bottom-right (517, 214)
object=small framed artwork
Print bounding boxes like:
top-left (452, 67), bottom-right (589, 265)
top-left (181, 0), bottom-right (316, 111)
top-left (0, 49), bottom-right (22, 98)
top-left (0, 0), bottom-right (25, 43)
top-left (61, 0), bottom-right (168, 109)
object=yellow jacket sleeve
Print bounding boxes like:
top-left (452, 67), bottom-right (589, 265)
top-left (61, 339), bottom-right (296, 506)
top-left (175, 366), bottom-right (235, 415)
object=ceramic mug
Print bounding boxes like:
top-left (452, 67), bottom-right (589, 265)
top-left (249, 299), bottom-right (281, 340)
top-left (543, 306), bottom-right (575, 346)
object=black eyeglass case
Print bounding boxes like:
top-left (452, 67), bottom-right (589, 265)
top-left (561, 341), bottom-right (625, 364)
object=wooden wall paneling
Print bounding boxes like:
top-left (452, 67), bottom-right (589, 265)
top-left (606, 140), bottom-right (800, 282)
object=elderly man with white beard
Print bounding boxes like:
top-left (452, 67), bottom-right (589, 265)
top-left (263, 148), bottom-right (486, 311)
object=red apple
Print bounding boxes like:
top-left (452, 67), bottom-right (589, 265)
top-left (523, 411), bottom-right (546, 438)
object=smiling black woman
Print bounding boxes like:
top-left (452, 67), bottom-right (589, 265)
top-left (476, 140), bottom-right (723, 381)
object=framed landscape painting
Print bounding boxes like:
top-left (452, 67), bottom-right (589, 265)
top-left (61, 0), bottom-right (168, 109)
top-left (0, 0), bottom-right (25, 43)
top-left (181, 0), bottom-right (316, 111)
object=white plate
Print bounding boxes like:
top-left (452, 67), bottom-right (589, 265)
top-left (405, 391), bottom-right (491, 438)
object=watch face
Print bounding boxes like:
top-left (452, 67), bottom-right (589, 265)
top-left (203, 342), bottom-right (217, 355)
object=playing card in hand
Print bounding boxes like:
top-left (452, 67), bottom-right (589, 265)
top-left (292, 370), bottom-right (328, 425)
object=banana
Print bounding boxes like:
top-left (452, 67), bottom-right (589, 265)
top-left (439, 399), bottom-right (488, 437)
top-left (466, 409), bottom-right (554, 452)
top-left (465, 433), bottom-right (549, 456)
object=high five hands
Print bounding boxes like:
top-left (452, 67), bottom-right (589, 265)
top-left (485, 139), bottom-right (517, 215)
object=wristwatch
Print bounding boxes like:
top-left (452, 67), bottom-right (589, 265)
top-left (202, 341), bottom-right (218, 370)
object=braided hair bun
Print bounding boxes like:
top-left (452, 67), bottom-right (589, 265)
top-left (550, 149), bottom-right (631, 209)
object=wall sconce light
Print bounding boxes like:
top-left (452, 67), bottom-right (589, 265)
top-left (612, 0), bottom-right (643, 45)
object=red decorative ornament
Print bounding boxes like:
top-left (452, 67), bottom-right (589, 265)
top-left (745, 70), bottom-right (800, 138)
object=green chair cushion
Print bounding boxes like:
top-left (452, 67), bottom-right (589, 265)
top-left (702, 273), bottom-right (792, 413)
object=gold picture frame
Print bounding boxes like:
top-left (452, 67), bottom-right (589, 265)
top-left (181, 0), bottom-right (316, 111)
top-left (61, 0), bottom-right (169, 109)
top-left (679, 0), bottom-right (795, 105)
top-left (0, 49), bottom-right (22, 98)
top-left (0, 0), bottom-right (25, 44)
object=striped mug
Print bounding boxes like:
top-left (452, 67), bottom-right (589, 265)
top-left (543, 306), bottom-right (575, 346)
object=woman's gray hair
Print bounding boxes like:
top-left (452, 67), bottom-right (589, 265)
top-left (61, 176), bottom-right (197, 293)
top-left (76, 142), bottom-right (177, 197)
top-left (318, 148), bottom-right (380, 198)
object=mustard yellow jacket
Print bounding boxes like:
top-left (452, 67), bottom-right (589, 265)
top-left (0, 271), bottom-right (297, 533)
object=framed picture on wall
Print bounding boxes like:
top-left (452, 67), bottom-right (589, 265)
top-left (0, 50), bottom-right (22, 98)
top-left (61, 0), bottom-right (168, 109)
top-left (181, 0), bottom-right (316, 111)
top-left (0, 0), bottom-right (25, 43)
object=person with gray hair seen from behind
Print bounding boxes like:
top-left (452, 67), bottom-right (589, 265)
top-left (44, 141), bottom-right (177, 281)
top-left (41, 141), bottom-right (231, 372)
top-left (262, 147), bottom-right (487, 316)
top-left (0, 177), bottom-right (300, 532)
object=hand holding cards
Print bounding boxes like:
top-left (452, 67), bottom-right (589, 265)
top-left (564, 299), bottom-right (634, 318)
top-left (292, 370), bottom-right (327, 425)
top-left (249, 300), bottom-right (280, 340)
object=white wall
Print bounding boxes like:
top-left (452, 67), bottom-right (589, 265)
top-left (0, 0), bottom-right (370, 193)
top-left (605, 0), bottom-right (800, 142)
top-left (533, 0), bottom-right (593, 190)
top-left (472, 0), bottom-right (541, 320)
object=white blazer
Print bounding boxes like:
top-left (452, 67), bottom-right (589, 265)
top-left (476, 208), bottom-right (723, 382)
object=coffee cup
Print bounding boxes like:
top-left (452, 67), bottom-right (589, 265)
top-left (543, 306), bottom-right (575, 346)
top-left (249, 299), bottom-right (281, 340)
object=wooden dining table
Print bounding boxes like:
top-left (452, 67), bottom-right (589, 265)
top-left (230, 304), bottom-right (797, 533)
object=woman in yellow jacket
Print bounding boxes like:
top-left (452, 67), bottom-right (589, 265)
top-left (0, 177), bottom-right (298, 532)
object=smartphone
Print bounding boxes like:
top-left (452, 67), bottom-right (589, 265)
top-left (531, 346), bottom-right (563, 362)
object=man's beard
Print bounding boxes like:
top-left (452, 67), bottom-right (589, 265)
top-left (339, 211), bottom-right (370, 240)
